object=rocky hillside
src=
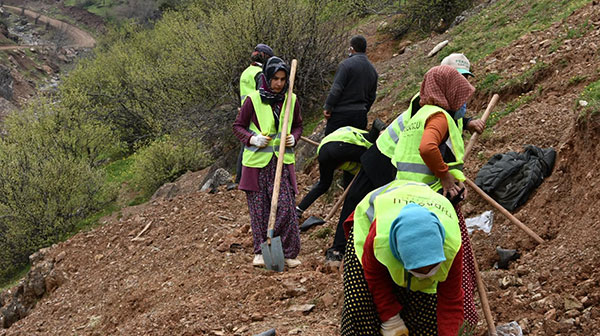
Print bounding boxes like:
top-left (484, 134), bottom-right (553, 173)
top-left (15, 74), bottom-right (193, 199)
top-left (1, 1), bottom-right (600, 335)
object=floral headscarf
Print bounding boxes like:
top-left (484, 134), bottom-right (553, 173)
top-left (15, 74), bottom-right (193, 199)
top-left (419, 65), bottom-right (475, 112)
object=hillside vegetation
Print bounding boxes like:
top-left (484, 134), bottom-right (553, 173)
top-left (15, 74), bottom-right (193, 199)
top-left (0, 0), bottom-right (351, 285)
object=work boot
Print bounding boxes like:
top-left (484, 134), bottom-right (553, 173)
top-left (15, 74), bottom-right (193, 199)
top-left (325, 248), bottom-right (344, 262)
top-left (253, 254), bottom-right (265, 267)
top-left (285, 258), bottom-right (301, 268)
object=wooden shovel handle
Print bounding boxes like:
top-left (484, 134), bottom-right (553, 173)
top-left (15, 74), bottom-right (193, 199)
top-left (300, 136), bottom-right (320, 147)
top-left (465, 178), bottom-right (544, 244)
top-left (324, 173), bottom-right (358, 222)
top-left (266, 59), bottom-right (298, 240)
top-left (464, 94), bottom-right (499, 161)
top-left (472, 255), bottom-right (498, 336)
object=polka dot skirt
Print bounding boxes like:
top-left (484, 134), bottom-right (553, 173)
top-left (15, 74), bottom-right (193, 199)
top-left (455, 205), bottom-right (478, 327)
top-left (341, 231), bottom-right (438, 335)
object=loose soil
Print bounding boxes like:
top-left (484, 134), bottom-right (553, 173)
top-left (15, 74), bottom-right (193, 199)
top-left (2, 2), bottom-right (600, 336)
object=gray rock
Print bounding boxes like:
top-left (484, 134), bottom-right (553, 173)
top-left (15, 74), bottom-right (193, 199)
top-left (151, 182), bottom-right (180, 201)
top-left (0, 65), bottom-right (13, 101)
top-left (201, 168), bottom-right (232, 193)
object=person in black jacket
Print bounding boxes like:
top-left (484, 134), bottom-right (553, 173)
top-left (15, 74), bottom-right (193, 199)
top-left (323, 35), bottom-right (378, 135)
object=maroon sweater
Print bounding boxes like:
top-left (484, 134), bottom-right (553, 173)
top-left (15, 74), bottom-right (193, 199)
top-left (232, 96), bottom-right (303, 192)
top-left (347, 215), bottom-right (464, 335)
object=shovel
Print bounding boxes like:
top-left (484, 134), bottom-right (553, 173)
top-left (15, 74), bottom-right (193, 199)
top-left (301, 173), bottom-right (358, 231)
top-left (261, 59), bottom-right (298, 272)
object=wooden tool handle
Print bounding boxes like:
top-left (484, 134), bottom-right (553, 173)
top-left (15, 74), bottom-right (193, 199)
top-left (324, 173), bottom-right (358, 222)
top-left (473, 257), bottom-right (498, 336)
top-left (465, 178), bottom-right (544, 244)
top-left (464, 94), bottom-right (500, 161)
top-left (266, 59), bottom-right (298, 239)
top-left (300, 136), bottom-right (320, 147)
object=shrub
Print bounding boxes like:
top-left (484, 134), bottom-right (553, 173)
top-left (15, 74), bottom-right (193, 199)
top-left (131, 134), bottom-right (211, 196)
top-left (0, 101), bottom-right (122, 283)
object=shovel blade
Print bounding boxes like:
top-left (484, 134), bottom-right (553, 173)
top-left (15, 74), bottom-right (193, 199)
top-left (261, 236), bottom-right (285, 272)
top-left (300, 216), bottom-right (326, 232)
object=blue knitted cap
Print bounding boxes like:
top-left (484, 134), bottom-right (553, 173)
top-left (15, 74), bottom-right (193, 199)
top-left (389, 203), bottom-right (446, 270)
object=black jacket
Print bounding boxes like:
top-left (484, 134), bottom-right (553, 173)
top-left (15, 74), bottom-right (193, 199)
top-left (324, 53), bottom-right (378, 113)
top-left (475, 145), bottom-right (556, 211)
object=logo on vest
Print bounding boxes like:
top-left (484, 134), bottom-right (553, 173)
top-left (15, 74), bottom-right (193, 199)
top-left (392, 197), bottom-right (453, 219)
top-left (403, 121), bottom-right (422, 132)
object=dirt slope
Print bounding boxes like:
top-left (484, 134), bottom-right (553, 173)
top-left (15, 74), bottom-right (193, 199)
top-left (2, 2), bottom-right (600, 336)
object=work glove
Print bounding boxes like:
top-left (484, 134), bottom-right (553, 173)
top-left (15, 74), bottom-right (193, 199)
top-left (249, 134), bottom-right (271, 148)
top-left (381, 314), bottom-right (409, 336)
top-left (285, 134), bottom-right (295, 147)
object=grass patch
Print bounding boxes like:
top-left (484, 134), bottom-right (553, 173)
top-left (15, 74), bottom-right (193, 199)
top-left (0, 264), bottom-right (30, 291)
top-left (302, 113), bottom-right (325, 137)
top-left (438, 0), bottom-right (592, 63)
top-left (568, 74), bottom-right (588, 86)
top-left (477, 73), bottom-right (502, 94)
top-left (476, 62), bottom-right (549, 96)
top-left (488, 86), bottom-right (542, 127)
top-left (311, 227), bottom-right (333, 239)
top-left (549, 20), bottom-right (594, 54)
top-left (577, 79), bottom-right (600, 119)
top-left (104, 156), bottom-right (136, 184)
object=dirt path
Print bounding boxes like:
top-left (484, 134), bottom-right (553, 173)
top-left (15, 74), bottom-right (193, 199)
top-left (0, 45), bottom-right (42, 50)
top-left (3, 5), bottom-right (96, 48)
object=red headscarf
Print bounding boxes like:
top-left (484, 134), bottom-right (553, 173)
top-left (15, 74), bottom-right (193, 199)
top-left (419, 65), bottom-right (475, 112)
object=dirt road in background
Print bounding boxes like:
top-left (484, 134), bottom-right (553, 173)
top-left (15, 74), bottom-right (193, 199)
top-left (3, 5), bottom-right (96, 48)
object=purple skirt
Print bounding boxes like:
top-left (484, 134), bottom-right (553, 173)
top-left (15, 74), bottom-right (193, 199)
top-left (245, 158), bottom-right (300, 258)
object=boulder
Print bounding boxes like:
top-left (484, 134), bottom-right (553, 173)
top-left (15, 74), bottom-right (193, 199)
top-left (0, 65), bottom-right (13, 101)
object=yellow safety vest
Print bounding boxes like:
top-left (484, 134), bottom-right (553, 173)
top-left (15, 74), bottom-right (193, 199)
top-left (353, 180), bottom-right (461, 293)
top-left (391, 105), bottom-right (465, 192)
top-left (239, 64), bottom-right (262, 106)
top-left (317, 126), bottom-right (373, 174)
top-left (242, 91), bottom-right (297, 168)
top-left (376, 93), bottom-right (420, 159)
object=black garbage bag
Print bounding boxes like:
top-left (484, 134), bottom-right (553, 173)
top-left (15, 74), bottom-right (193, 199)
top-left (475, 145), bottom-right (556, 211)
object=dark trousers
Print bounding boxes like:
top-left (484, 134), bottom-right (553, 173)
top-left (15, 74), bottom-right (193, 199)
top-left (330, 145), bottom-right (397, 253)
top-left (297, 142), bottom-right (367, 211)
top-left (324, 110), bottom-right (368, 135)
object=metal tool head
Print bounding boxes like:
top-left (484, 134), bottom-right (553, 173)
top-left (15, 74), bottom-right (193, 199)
top-left (253, 328), bottom-right (276, 336)
top-left (300, 216), bottom-right (326, 232)
top-left (261, 236), bottom-right (285, 272)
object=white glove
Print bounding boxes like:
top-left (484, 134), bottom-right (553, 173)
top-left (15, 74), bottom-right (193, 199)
top-left (249, 134), bottom-right (270, 148)
top-left (381, 314), bottom-right (409, 336)
top-left (285, 134), bottom-right (295, 147)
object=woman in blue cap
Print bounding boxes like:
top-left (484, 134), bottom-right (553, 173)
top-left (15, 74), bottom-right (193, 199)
top-left (341, 180), bottom-right (464, 336)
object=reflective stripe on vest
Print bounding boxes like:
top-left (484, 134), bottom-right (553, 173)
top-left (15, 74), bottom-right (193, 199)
top-left (239, 65), bottom-right (262, 105)
top-left (392, 105), bottom-right (465, 191)
top-left (242, 91), bottom-right (296, 168)
top-left (353, 180), bottom-right (461, 294)
top-left (317, 126), bottom-right (372, 174)
top-left (376, 92), bottom-right (419, 159)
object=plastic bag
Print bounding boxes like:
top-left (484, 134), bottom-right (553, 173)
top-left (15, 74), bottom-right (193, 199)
top-left (496, 321), bottom-right (523, 336)
top-left (465, 210), bottom-right (494, 234)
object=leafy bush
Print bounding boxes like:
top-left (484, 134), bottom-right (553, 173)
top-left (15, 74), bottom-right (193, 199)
top-left (131, 134), bottom-right (210, 196)
top-left (0, 101), bottom-right (122, 283)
